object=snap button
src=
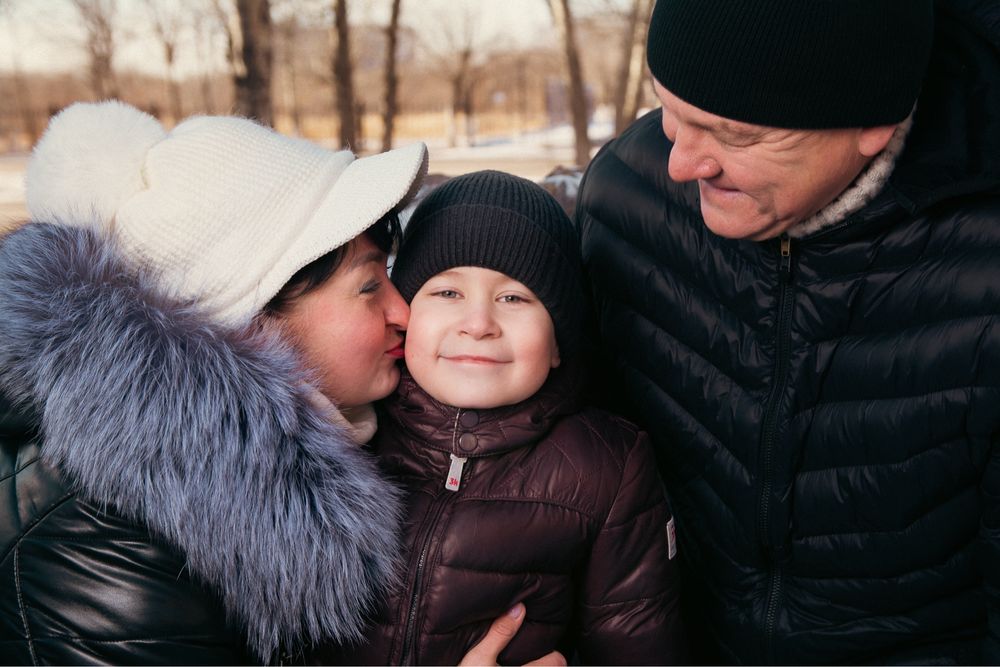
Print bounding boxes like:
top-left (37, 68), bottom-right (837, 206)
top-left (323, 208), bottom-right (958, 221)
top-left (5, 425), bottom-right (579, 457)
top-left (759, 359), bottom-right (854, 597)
top-left (458, 432), bottom-right (478, 452)
top-left (459, 411), bottom-right (479, 427)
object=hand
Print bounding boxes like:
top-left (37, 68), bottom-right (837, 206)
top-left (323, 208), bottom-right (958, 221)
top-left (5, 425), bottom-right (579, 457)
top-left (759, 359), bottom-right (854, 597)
top-left (458, 603), bottom-right (567, 667)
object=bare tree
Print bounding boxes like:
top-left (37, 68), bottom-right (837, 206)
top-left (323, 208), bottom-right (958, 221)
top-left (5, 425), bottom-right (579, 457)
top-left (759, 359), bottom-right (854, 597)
top-left (1, 0), bottom-right (40, 146)
top-left (273, 16), bottom-right (303, 134)
top-left (333, 0), bottom-right (357, 148)
top-left (70, 0), bottom-right (119, 99)
top-left (143, 0), bottom-right (184, 121)
top-left (381, 0), bottom-right (402, 151)
top-left (234, 0), bottom-right (273, 124)
top-left (420, 5), bottom-right (481, 148)
top-left (613, 0), bottom-right (652, 133)
top-left (192, 3), bottom-right (223, 113)
top-left (548, 0), bottom-right (589, 166)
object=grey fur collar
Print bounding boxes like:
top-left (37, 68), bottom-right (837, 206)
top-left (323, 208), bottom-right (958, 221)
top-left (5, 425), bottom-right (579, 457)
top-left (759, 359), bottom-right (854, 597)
top-left (0, 222), bottom-right (401, 660)
top-left (788, 110), bottom-right (914, 239)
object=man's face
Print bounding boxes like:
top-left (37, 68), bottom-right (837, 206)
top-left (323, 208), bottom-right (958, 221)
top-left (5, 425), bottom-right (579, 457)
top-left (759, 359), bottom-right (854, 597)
top-left (654, 80), bottom-right (891, 241)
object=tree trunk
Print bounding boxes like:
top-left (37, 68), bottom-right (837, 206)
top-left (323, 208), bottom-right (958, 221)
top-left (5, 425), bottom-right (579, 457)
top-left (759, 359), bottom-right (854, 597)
top-left (381, 0), bottom-right (402, 151)
top-left (447, 48), bottom-right (473, 148)
top-left (333, 0), bottom-right (356, 149)
top-left (549, 0), bottom-right (589, 167)
top-left (235, 0), bottom-right (273, 126)
top-left (615, 0), bottom-right (653, 134)
top-left (164, 43), bottom-right (183, 122)
top-left (71, 0), bottom-right (119, 99)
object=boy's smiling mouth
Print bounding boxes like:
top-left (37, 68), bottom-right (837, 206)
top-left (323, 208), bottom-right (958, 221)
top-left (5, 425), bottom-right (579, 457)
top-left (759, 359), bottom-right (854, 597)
top-left (442, 354), bottom-right (509, 365)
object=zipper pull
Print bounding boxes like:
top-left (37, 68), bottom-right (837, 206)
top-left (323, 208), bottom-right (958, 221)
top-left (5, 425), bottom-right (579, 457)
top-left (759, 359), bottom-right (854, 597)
top-left (445, 454), bottom-right (467, 492)
top-left (779, 235), bottom-right (793, 283)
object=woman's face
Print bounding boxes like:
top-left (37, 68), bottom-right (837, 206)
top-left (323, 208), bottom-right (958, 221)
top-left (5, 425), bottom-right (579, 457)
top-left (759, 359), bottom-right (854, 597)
top-left (280, 234), bottom-right (409, 409)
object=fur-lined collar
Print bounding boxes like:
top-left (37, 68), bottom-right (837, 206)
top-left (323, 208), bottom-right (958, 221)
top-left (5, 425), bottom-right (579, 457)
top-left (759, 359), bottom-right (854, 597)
top-left (384, 366), bottom-right (579, 459)
top-left (0, 222), bottom-right (401, 660)
top-left (788, 111), bottom-right (914, 239)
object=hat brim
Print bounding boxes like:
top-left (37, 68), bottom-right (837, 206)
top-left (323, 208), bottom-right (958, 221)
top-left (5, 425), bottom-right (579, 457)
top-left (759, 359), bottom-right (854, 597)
top-left (232, 141), bottom-right (428, 323)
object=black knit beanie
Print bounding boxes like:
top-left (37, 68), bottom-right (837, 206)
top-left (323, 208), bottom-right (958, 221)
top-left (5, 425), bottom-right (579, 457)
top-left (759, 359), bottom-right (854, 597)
top-left (392, 170), bottom-right (584, 360)
top-left (646, 0), bottom-right (935, 129)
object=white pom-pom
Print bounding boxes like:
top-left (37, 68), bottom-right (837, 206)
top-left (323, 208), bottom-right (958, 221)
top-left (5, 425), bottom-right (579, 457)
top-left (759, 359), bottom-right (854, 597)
top-left (24, 101), bottom-right (167, 229)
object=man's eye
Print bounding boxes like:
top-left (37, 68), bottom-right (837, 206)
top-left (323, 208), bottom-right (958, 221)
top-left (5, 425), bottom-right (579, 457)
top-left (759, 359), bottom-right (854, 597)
top-left (360, 280), bottom-right (381, 294)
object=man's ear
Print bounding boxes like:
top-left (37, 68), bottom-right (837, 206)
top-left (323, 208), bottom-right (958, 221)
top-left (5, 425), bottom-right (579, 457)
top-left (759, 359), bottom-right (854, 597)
top-left (858, 124), bottom-right (899, 157)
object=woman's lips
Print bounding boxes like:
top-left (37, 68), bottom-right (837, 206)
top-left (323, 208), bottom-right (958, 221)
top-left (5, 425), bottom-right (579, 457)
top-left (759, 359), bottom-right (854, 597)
top-left (386, 344), bottom-right (405, 359)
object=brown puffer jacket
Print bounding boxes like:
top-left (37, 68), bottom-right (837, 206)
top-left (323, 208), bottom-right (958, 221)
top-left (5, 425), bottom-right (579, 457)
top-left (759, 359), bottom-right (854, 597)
top-left (315, 368), bottom-right (687, 665)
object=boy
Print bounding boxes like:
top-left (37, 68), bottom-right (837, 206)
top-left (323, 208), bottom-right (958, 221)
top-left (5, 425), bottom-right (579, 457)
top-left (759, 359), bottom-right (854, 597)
top-left (323, 171), bottom-right (686, 665)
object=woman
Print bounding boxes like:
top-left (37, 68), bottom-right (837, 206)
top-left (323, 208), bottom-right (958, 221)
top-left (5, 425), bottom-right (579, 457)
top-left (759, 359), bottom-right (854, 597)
top-left (0, 102), bottom-right (556, 665)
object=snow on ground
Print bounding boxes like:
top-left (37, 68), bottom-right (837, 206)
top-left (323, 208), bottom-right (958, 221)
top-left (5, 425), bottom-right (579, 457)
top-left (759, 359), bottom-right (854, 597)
top-left (0, 155), bottom-right (28, 230)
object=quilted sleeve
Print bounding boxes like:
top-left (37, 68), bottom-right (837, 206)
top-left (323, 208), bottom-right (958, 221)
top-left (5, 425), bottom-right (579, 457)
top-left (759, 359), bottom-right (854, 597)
top-left (575, 430), bottom-right (688, 665)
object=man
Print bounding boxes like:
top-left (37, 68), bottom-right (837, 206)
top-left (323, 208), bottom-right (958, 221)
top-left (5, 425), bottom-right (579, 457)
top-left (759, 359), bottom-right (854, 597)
top-left (577, 0), bottom-right (1000, 663)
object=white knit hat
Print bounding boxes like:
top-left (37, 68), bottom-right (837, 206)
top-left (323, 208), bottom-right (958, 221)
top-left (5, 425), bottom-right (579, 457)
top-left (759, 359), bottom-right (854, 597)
top-left (25, 100), bottom-right (428, 327)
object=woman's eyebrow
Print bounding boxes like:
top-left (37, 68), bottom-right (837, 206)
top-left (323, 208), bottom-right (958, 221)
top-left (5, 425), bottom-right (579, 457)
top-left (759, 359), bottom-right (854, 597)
top-left (349, 250), bottom-right (384, 270)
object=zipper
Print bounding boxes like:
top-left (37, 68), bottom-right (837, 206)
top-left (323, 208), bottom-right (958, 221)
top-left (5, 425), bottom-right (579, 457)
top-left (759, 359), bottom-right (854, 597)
top-left (757, 235), bottom-right (794, 661)
top-left (399, 411), bottom-right (472, 664)
top-left (399, 496), bottom-right (449, 665)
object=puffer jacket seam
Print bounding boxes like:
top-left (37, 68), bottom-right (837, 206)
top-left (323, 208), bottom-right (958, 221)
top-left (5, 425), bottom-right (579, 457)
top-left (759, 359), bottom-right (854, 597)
top-left (615, 353), bottom-right (756, 457)
top-left (450, 495), bottom-right (599, 523)
top-left (794, 484), bottom-right (977, 541)
top-left (589, 211), bottom-right (772, 340)
top-left (441, 562), bottom-right (586, 577)
top-left (0, 454), bottom-right (40, 483)
top-left (791, 242), bottom-right (1000, 285)
top-left (578, 586), bottom-right (676, 610)
top-left (796, 438), bottom-right (983, 474)
top-left (599, 497), bottom-right (665, 531)
top-left (14, 544), bottom-right (38, 665)
top-left (804, 313), bottom-right (1000, 348)
top-left (784, 551), bottom-right (978, 583)
top-left (575, 416), bottom-right (625, 470)
top-left (614, 300), bottom-right (766, 395)
top-left (792, 382), bottom-right (998, 417)
top-left (13, 632), bottom-right (234, 644)
top-left (0, 491), bottom-right (76, 563)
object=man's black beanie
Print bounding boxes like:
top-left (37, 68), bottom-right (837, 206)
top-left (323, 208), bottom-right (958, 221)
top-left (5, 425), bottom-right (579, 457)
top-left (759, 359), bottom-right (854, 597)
top-left (392, 170), bottom-right (585, 360)
top-left (646, 0), bottom-right (935, 129)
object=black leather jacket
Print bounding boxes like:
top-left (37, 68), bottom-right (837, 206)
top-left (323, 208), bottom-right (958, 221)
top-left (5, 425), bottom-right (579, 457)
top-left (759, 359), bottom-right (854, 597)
top-left (0, 223), bottom-right (402, 665)
top-left (0, 396), bottom-right (251, 664)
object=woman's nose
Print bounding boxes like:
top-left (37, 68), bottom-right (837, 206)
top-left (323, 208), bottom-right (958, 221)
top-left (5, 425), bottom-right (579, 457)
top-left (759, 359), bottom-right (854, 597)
top-left (384, 282), bottom-right (409, 330)
top-left (667, 127), bottom-right (721, 183)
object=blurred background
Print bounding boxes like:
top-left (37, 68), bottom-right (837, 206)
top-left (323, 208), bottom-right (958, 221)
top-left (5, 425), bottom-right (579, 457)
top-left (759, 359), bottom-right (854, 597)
top-left (0, 0), bottom-right (659, 231)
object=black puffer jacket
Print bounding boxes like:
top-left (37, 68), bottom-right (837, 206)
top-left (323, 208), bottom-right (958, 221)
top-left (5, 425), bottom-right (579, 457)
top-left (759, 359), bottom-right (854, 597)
top-left (576, 1), bottom-right (1000, 664)
top-left (316, 369), bottom-right (686, 665)
top-left (0, 223), bottom-right (402, 664)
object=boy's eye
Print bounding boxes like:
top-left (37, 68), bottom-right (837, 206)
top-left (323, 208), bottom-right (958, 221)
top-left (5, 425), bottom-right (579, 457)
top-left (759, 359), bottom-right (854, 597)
top-left (500, 294), bottom-right (527, 304)
top-left (433, 289), bottom-right (459, 299)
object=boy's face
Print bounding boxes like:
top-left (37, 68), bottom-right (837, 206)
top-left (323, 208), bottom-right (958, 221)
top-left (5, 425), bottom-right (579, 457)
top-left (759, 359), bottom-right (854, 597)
top-left (404, 266), bottom-right (561, 409)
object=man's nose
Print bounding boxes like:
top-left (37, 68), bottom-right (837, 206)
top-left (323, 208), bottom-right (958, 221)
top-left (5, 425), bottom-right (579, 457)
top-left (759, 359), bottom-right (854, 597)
top-left (667, 128), bottom-right (721, 183)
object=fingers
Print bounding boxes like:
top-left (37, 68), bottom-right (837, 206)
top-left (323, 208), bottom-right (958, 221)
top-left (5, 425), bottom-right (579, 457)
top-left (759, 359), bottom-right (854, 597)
top-left (458, 603), bottom-right (526, 666)
top-left (523, 651), bottom-right (568, 667)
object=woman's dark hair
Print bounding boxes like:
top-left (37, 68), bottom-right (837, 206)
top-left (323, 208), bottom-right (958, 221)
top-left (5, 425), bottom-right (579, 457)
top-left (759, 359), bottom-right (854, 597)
top-left (262, 211), bottom-right (402, 316)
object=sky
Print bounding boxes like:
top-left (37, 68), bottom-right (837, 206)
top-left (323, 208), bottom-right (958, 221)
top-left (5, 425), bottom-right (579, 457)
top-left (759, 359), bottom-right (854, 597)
top-left (0, 0), bottom-right (560, 77)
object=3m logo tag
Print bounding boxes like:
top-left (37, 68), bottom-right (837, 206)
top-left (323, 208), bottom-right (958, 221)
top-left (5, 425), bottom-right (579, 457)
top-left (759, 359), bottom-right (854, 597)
top-left (445, 454), bottom-right (467, 492)
top-left (666, 517), bottom-right (677, 560)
